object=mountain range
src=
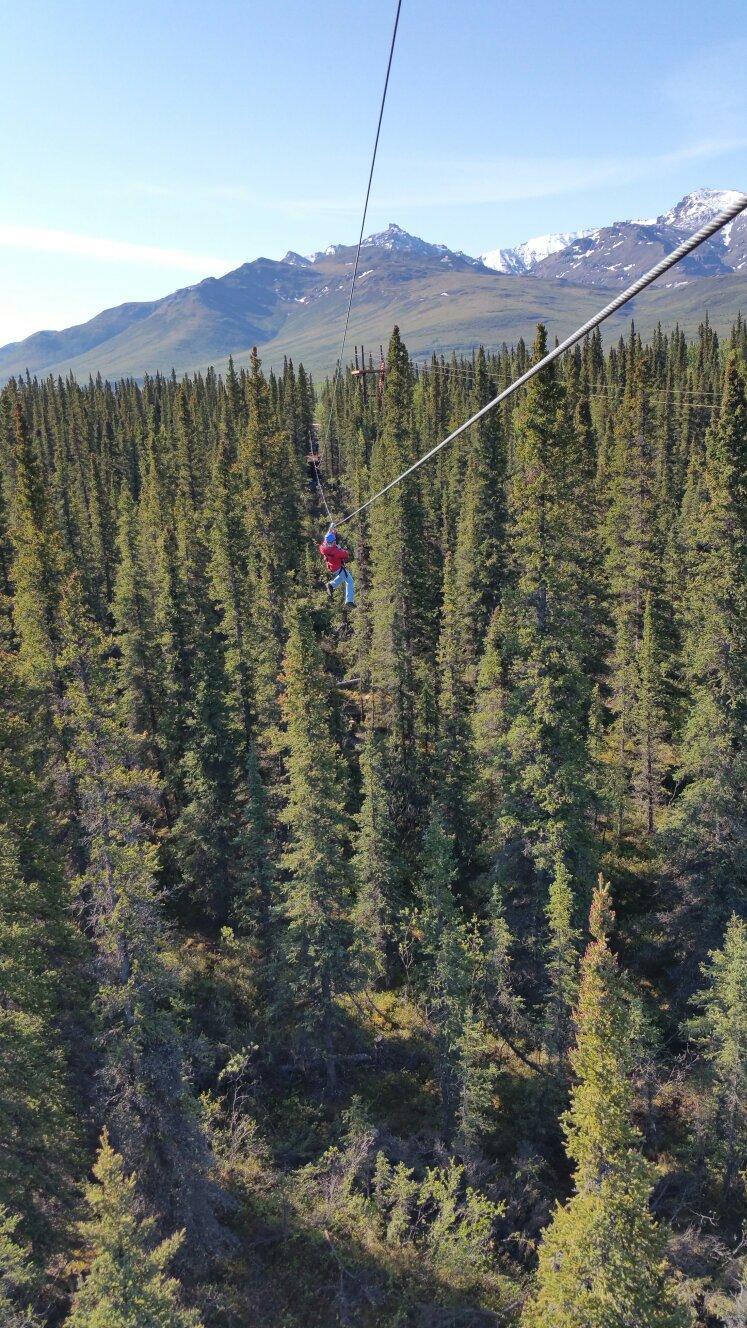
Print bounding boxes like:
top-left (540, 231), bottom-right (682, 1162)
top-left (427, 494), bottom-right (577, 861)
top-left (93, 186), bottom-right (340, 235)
top-left (478, 188), bottom-right (747, 280)
top-left (1, 188), bottom-right (745, 383)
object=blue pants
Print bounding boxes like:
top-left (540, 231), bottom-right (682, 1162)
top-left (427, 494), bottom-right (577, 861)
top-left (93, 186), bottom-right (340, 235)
top-left (330, 567), bottom-right (356, 605)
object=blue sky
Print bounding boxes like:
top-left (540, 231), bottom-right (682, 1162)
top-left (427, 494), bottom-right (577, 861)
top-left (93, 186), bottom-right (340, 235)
top-left (1, 0), bottom-right (745, 344)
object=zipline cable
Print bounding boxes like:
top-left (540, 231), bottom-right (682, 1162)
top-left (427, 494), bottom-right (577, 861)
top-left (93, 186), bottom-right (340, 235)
top-left (313, 0), bottom-right (404, 520)
top-left (311, 445), bottom-right (332, 520)
top-left (336, 190), bottom-right (747, 526)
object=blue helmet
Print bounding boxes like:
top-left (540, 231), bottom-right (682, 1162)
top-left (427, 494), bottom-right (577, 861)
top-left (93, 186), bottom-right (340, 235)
top-left (325, 532), bottom-right (336, 544)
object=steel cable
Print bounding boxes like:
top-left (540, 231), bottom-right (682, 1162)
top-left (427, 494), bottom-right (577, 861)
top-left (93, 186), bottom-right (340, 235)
top-left (313, 0), bottom-right (404, 522)
top-left (337, 191), bottom-right (747, 526)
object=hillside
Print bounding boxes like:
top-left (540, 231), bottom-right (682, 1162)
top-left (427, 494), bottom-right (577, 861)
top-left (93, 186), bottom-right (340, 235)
top-left (244, 266), bottom-right (747, 377)
top-left (1, 190), bottom-right (745, 382)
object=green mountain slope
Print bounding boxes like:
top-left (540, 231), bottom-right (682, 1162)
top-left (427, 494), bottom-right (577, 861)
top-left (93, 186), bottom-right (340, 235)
top-left (235, 268), bottom-right (747, 377)
top-left (2, 231), bottom-right (746, 383)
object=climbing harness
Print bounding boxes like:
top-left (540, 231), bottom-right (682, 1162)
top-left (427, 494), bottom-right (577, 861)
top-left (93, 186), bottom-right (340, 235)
top-left (335, 191), bottom-right (747, 527)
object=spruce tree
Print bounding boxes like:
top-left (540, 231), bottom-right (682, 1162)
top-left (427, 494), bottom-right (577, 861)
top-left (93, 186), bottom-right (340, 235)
top-left (295, 363), bottom-right (315, 456)
top-left (202, 405), bottom-right (273, 935)
top-left (242, 346), bottom-right (302, 579)
top-left (544, 858), bottom-right (581, 1066)
top-left (451, 345), bottom-right (504, 656)
top-left (277, 601), bottom-right (353, 1092)
top-left (366, 327), bottom-right (438, 865)
top-left (416, 812), bottom-right (492, 1153)
top-left (0, 466), bottom-right (15, 621)
top-left (8, 401), bottom-right (67, 705)
top-left (205, 405), bottom-right (254, 744)
top-left (671, 354), bottom-right (747, 923)
top-left (481, 877), bottom-right (524, 1057)
top-left (435, 550), bottom-right (479, 868)
top-left (0, 1207), bottom-right (41, 1328)
top-left (0, 653), bottom-right (76, 1236)
top-left (139, 480), bottom-right (193, 780)
top-left (633, 590), bottom-right (668, 835)
top-left (172, 601), bottom-right (248, 925)
top-left (111, 487), bottom-right (167, 784)
top-left (0, 826), bottom-right (73, 1233)
top-left (352, 724), bottom-right (403, 986)
top-left (688, 915), bottom-right (747, 1204)
top-left (68, 1132), bottom-right (203, 1328)
top-left (59, 577), bottom-right (222, 1257)
top-left (603, 357), bottom-right (661, 841)
top-left (163, 413), bottom-right (259, 926)
top-left (472, 606), bottom-right (504, 836)
top-left (241, 350), bottom-right (302, 748)
top-left (523, 881), bottom-right (689, 1328)
top-left (477, 326), bottom-right (597, 887)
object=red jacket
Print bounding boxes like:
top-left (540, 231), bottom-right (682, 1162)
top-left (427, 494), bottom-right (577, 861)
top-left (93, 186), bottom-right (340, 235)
top-left (319, 540), bottom-right (350, 574)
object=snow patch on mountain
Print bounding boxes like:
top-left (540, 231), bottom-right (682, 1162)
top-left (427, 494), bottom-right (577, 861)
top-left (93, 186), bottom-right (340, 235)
top-left (362, 223), bottom-right (434, 251)
top-left (659, 188), bottom-right (744, 234)
top-left (305, 223), bottom-right (484, 270)
top-left (477, 247), bottom-right (524, 275)
top-left (480, 230), bottom-right (592, 274)
top-left (306, 243), bottom-right (346, 262)
top-left (360, 223), bottom-right (483, 267)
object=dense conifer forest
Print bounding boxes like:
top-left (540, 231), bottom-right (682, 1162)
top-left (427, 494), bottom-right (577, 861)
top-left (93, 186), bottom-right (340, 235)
top-left (1, 316), bottom-right (746, 1326)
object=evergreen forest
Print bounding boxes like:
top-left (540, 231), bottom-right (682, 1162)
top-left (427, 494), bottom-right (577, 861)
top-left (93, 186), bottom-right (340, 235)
top-left (1, 316), bottom-right (746, 1327)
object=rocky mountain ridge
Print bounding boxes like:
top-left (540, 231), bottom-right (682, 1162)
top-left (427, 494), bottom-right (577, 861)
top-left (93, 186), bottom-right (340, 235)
top-left (480, 188), bottom-right (747, 285)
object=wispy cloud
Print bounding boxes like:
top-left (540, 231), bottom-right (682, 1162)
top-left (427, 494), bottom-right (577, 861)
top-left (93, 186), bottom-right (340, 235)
top-left (94, 134), bottom-right (746, 229)
top-left (276, 138), bottom-right (747, 217)
top-left (108, 181), bottom-right (255, 203)
top-left (2, 136), bottom-right (743, 284)
top-left (0, 224), bottom-right (236, 273)
top-left (664, 39), bottom-right (747, 126)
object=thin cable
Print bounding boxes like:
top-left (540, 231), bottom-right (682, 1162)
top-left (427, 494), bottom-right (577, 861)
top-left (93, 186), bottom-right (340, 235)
top-left (587, 387), bottom-right (723, 404)
top-left (414, 360), bottom-right (726, 398)
top-left (337, 191), bottom-right (747, 526)
top-left (316, 0), bottom-right (403, 522)
top-left (310, 445), bottom-right (332, 520)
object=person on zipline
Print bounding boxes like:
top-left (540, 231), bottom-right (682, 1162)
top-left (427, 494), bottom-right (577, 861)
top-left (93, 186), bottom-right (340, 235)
top-left (319, 524), bottom-right (356, 607)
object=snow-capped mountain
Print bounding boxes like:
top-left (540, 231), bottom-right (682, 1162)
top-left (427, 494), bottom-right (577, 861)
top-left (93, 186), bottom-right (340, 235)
top-left (308, 223), bottom-right (483, 270)
top-left (525, 190), bottom-right (747, 287)
top-left (480, 230), bottom-right (591, 274)
top-left (361, 222), bottom-right (447, 255)
top-left (659, 189), bottom-right (747, 275)
top-left (659, 188), bottom-right (745, 233)
top-left (479, 190), bottom-right (746, 285)
top-left (282, 250), bottom-right (312, 267)
top-left (304, 195), bottom-right (746, 288)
